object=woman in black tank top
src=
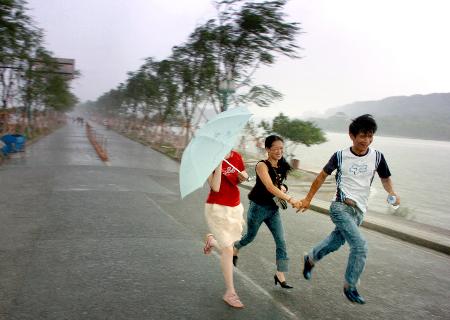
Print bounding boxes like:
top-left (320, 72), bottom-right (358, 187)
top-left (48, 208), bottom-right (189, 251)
top-left (233, 135), bottom-right (302, 288)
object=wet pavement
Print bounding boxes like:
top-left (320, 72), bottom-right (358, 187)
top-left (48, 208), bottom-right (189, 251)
top-left (0, 122), bottom-right (449, 320)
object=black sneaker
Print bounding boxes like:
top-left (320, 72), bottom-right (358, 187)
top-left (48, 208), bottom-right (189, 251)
top-left (232, 255), bottom-right (238, 267)
top-left (343, 287), bottom-right (366, 304)
top-left (303, 255), bottom-right (314, 280)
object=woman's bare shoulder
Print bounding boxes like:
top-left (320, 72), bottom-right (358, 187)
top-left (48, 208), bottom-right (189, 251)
top-left (256, 160), bottom-right (269, 170)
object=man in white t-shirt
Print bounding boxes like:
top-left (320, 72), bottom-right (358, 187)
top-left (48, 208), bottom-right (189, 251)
top-left (299, 114), bottom-right (400, 304)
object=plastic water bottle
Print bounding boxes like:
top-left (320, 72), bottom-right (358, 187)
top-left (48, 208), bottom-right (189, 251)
top-left (387, 195), bottom-right (399, 210)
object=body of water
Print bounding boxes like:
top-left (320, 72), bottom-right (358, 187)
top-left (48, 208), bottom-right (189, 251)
top-left (289, 132), bottom-right (450, 231)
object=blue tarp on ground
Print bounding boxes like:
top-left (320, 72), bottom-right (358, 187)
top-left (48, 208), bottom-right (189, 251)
top-left (1, 134), bottom-right (26, 155)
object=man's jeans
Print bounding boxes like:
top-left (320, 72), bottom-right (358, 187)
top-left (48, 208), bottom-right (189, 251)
top-left (235, 201), bottom-right (289, 272)
top-left (309, 201), bottom-right (368, 287)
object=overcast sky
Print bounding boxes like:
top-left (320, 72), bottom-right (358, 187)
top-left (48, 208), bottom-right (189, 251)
top-left (26, 0), bottom-right (450, 118)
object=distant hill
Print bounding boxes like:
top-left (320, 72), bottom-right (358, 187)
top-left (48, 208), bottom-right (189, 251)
top-left (308, 93), bottom-right (450, 141)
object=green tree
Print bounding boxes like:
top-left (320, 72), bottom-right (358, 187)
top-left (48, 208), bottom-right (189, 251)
top-left (41, 73), bottom-right (78, 112)
top-left (1, 0), bottom-right (78, 118)
top-left (172, 0), bottom-right (300, 113)
top-left (123, 70), bottom-right (147, 116)
top-left (170, 42), bottom-right (213, 145)
top-left (138, 58), bottom-right (181, 127)
top-left (88, 0), bottom-right (302, 149)
top-left (211, 0), bottom-right (300, 111)
top-left (95, 88), bottom-right (125, 116)
top-left (262, 113), bottom-right (326, 159)
top-left (22, 47), bottom-right (78, 117)
top-left (1, 0), bottom-right (42, 109)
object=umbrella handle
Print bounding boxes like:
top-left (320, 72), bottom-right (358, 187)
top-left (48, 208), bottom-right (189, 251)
top-left (223, 158), bottom-right (252, 182)
top-left (223, 158), bottom-right (242, 174)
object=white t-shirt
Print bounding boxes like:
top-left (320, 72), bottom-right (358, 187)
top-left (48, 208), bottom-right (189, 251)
top-left (324, 147), bottom-right (391, 213)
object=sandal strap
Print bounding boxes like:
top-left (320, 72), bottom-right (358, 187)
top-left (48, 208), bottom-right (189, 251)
top-left (223, 293), bottom-right (244, 307)
top-left (225, 293), bottom-right (241, 302)
top-left (203, 234), bottom-right (215, 254)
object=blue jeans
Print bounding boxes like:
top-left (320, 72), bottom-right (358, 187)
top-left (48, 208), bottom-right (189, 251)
top-left (234, 201), bottom-right (289, 272)
top-left (309, 201), bottom-right (368, 288)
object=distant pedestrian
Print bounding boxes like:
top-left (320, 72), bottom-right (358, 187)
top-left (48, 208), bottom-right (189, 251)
top-left (233, 135), bottom-right (302, 289)
top-left (299, 114), bottom-right (400, 304)
top-left (202, 150), bottom-right (248, 308)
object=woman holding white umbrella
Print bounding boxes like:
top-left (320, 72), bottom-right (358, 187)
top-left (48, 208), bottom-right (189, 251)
top-left (203, 150), bottom-right (249, 308)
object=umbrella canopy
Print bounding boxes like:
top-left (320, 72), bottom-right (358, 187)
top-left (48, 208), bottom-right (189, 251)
top-left (179, 106), bottom-right (253, 199)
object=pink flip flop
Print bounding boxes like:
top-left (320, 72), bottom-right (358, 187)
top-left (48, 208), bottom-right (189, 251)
top-left (203, 234), bottom-right (214, 255)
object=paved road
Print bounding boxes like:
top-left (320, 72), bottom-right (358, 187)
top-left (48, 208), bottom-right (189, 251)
top-left (0, 122), bottom-right (448, 320)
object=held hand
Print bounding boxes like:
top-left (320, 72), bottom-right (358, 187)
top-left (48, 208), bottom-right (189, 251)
top-left (298, 198), bottom-right (311, 213)
top-left (292, 200), bottom-right (303, 212)
top-left (388, 193), bottom-right (400, 206)
top-left (287, 198), bottom-right (303, 212)
top-left (238, 171), bottom-right (249, 182)
top-left (394, 194), bottom-right (400, 206)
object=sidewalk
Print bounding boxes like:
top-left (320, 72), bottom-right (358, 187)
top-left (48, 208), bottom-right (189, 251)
top-left (241, 169), bottom-right (450, 256)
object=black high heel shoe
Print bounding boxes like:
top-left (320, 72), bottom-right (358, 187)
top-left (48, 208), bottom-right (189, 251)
top-left (274, 274), bottom-right (293, 289)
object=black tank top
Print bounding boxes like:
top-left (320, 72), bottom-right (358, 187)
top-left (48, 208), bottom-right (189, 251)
top-left (248, 160), bottom-right (286, 207)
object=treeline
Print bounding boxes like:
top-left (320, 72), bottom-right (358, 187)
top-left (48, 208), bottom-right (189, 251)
top-left (0, 0), bottom-right (78, 120)
top-left (86, 0), bottom-right (300, 145)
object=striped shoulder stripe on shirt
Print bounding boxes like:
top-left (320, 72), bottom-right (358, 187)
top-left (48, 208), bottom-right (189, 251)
top-left (370, 150), bottom-right (382, 185)
top-left (375, 150), bottom-right (381, 169)
top-left (336, 150), bottom-right (345, 201)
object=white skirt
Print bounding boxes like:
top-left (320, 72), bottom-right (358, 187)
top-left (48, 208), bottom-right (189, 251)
top-left (204, 203), bottom-right (245, 249)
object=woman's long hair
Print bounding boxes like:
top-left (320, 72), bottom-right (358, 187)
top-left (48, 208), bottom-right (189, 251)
top-left (264, 135), bottom-right (292, 180)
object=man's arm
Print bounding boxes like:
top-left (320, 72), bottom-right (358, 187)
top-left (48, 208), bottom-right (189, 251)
top-left (377, 153), bottom-right (400, 205)
top-left (380, 177), bottom-right (400, 205)
top-left (299, 170), bottom-right (329, 212)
